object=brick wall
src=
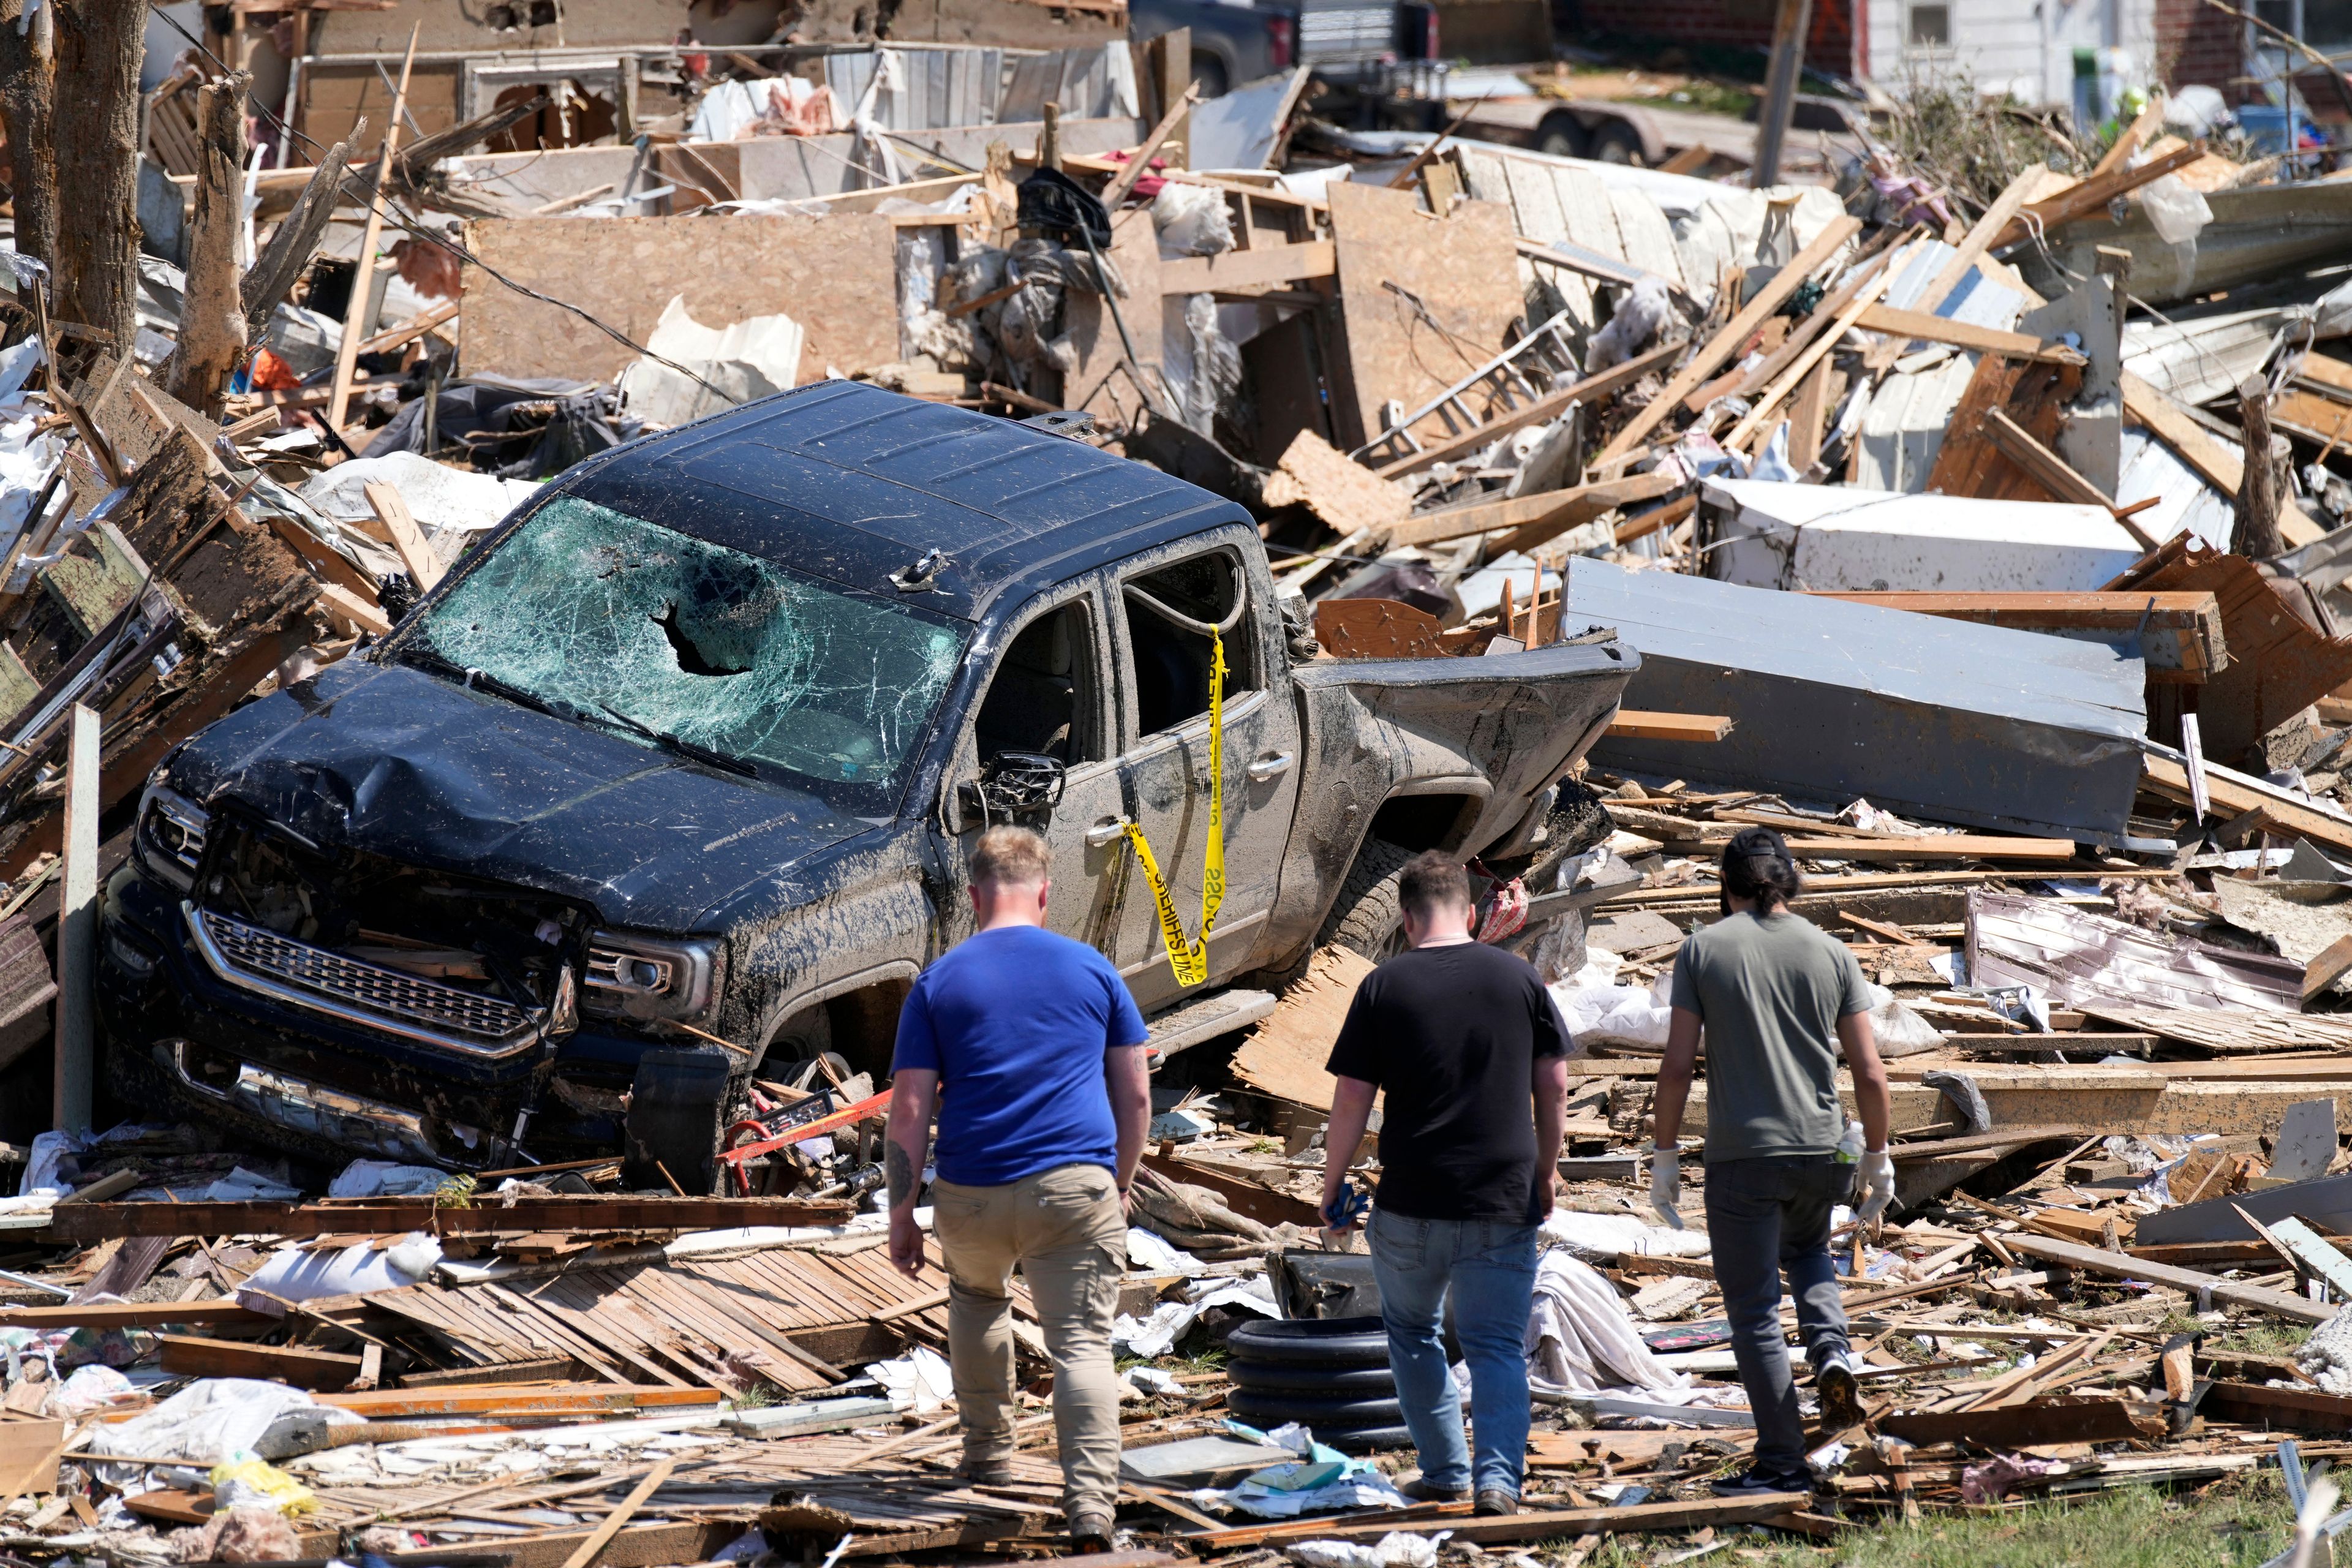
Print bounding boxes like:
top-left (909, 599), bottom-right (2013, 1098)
top-left (2154, 0), bottom-right (2242, 99)
top-left (1563, 0), bottom-right (1858, 78)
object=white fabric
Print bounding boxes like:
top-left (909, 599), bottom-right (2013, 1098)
top-left (238, 1234), bottom-right (442, 1308)
top-left (1540, 1210), bottom-right (1711, 1261)
top-left (1525, 1248), bottom-right (1689, 1398)
top-left (329, 1160), bottom-right (449, 1198)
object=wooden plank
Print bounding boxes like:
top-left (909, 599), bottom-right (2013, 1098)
top-left (557, 1457), bottom-right (676, 1568)
top-left (1384, 472), bottom-right (1680, 551)
top-left (2143, 755), bottom-right (2352, 857)
top-left (1852, 304), bottom-right (2082, 363)
top-left (158, 1333), bottom-right (364, 1392)
top-left (1605, 711), bottom-right (1731, 742)
top-left (2308, 934), bottom-right (2352, 1001)
top-left (1913, 164), bottom-right (2052, 317)
top-left (2202, 1381), bottom-right (2352, 1434)
top-left (1158, 240), bottom-right (1334, 295)
top-left (0, 1300), bottom-right (267, 1329)
top-left (1997, 1232), bottom-right (2334, 1323)
top-left (2121, 371), bottom-right (2242, 494)
top-left (325, 26), bottom-right (419, 433)
top-left (1188, 1493), bottom-right (1813, 1549)
top-left (1714, 835), bottom-right (2076, 863)
top-left (1806, 590), bottom-right (2220, 630)
top-left (39, 1195), bottom-right (852, 1240)
top-left (1597, 215), bottom-right (1861, 464)
top-left (316, 1384), bottom-right (723, 1417)
top-left (1372, 339), bottom-right (1682, 480)
top-left (317, 581), bottom-right (392, 637)
top-left (361, 480), bottom-right (443, 590)
top-left (1991, 142), bottom-right (2206, 251)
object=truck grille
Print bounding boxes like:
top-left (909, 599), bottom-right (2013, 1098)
top-left (192, 907), bottom-right (537, 1046)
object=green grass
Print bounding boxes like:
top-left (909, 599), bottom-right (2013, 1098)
top-left (1629, 81), bottom-right (1757, 118)
top-left (1547, 1477), bottom-right (2294, 1568)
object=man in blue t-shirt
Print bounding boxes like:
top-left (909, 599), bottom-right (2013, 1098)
top-left (885, 826), bottom-right (1152, 1550)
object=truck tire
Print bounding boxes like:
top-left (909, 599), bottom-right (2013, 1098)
top-left (1228, 1389), bottom-right (1404, 1428)
top-left (1226, 1316), bottom-right (1390, 1367)
top-left (624, 1047), bottom-right (732, 1195)
top-left (1319, 837), bottom-right (1417, 962)
top-left (1191, 54), bottom-right (1229, 99)
top-left (1230, 1360), bottom-right (1397, 1394)
top-left (1317, 1424), bottom-right (1414, 1455)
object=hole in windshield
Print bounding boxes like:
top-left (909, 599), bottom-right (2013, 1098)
top-left (404, 494), bottom-right (971, 815)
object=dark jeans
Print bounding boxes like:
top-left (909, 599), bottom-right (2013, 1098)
top-left (1704, 1154), bottom-right (1854, 1478)
top-left (1365, 1208), bottom-right (1539, 1497)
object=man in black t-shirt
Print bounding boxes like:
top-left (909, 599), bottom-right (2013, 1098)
top-left (1319, 851), bottom-right (1575, 1517)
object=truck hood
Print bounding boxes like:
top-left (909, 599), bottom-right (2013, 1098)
top-left (166, 660), bottom-right (872, 932)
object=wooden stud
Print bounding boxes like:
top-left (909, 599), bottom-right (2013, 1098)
top-left (323, 23), bottom-right (420, 435)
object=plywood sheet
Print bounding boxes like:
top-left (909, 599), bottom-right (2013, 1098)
top-left (1064, 204), bottom-right (1163, 420)
top-left (461, 214), bottom-right (899, 384)
top-left (1229, 945), bottom-right (1376, 1111)
top-left (1324, 181), bottom-right (1526, 451)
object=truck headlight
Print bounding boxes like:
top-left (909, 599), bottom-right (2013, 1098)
top-left (582, 932), bottom-right (718, 1022)
top-left (135, 782), bottom-right (209, 892)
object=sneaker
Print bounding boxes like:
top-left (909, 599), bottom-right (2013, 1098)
top-left (1398, 1476), bottom-right (1472, 1503)
top-left (1068, 1509), bottom-right (1115, 1553)
top-left (1473, 1488), bottom-right (1519, 1517)
top-left (1710, 1468), bottom-right (1811, 1499)
top-left (1814, 1346), bottom-right (1866, 1430)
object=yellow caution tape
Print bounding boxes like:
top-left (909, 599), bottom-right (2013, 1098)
top-left (1121, 627), bottom-right (1226, 987)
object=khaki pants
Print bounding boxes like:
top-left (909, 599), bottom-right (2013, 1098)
top-left (932, 1162), bottom-right (1128, 1522)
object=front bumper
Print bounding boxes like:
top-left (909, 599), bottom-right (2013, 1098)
top-left (99, 865), bottom-right (652, 1167)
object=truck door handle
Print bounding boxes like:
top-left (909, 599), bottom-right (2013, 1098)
top-left (1084, 816), bottom-right (1132, 848)
top-left (1246, 752), bottom-right (1294, 782)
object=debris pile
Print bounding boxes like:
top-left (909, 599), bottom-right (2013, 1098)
top-left (9, 4), bottom-right (2352, 1562)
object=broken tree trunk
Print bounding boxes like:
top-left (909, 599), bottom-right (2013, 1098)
top-left (2234, 375), bottom-right (2284, 559)
top-left (50, 0), bottom-right (144, 352)
top-left (0, 0), bottom-right (57, 277)
top-left (243, 125), bottom-right (360, 341)
top-left (162, 71), bottom-right (251, 418)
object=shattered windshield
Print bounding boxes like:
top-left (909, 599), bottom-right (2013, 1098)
top-left (406, 494), bottom-right (969, 813)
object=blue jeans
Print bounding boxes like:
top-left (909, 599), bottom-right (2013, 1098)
top-left (1705, 1155), bottom-right (1853, 1479)
top-left (1366, 1207), bottom-right (1539, 1498)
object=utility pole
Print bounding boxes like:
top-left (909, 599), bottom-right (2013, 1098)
top-left (1751, 0), bottom-right (1813, 190)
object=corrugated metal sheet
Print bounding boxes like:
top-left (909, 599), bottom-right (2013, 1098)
top-left (2116, 426), bottom-right (2234, 551)
top-left (1851, 350), bottom-right (1977, 492)
top-left (2124, 307), bottom-right (2286, 409)
top-left (825, 47), bottom-right (1005, 131)
top-left (1569, 557), bottom-right (2148, 843)
top-left (1701, 478), bottom-right (2146, 592)
top-left (997, 42), bottom-right (1138, 125)
top-left (1966, 888), bottom-right (2301, 1014)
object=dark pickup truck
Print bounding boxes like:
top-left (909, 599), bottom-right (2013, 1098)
top-left (96, 383), bottom-right (1632, 1188)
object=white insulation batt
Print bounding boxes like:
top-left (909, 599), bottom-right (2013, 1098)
top-left (1700, 478), bottom-right (2152, 592)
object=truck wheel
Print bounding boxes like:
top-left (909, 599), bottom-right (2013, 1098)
top-left (760, 1002), bottom-right (833, 1074)
top-left (1191, 55), bottom-right (1229, 99)
top-left (1591, 122), bottom-right (1645, 165)
top-left (624, 1047), bottom-right (732, 1194)
top-left (1317, 836), bottom-right (1418, 962)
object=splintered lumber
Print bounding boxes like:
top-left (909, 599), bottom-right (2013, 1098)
top-left (0, 1300), bottom-right (266, 1330)
top-left (1188, 1493), bottom-right (1812, 1548)
top-left (158, 1333), bottom-right (363, 1392)
top-left (2200, 1382), bottom-right (2352, 1434)
top-left (37, 1195), bottom-right (853, 1240)
top-left (1764, 835), bottom-right (2076, 863)
top-left (1852, 304), bottom-right (2084, 363)
top-left (1912, 165), bottom-right (2052, 315)
top-left (361, 480), bottom-right (444, 590)
top-left (2122, 371), bottom-right (2244, 495)
top-left (1997, 1232), bottom-right (2333, 1323)
top-left (2143, 755), bottom-right (2352, 858)
top-left (1374, 338), bottom-right (1683, 480)
top-left (558, 1457), bottom-right (678, 1568)
top-left (1989, 141), bottom-right (2206, 250)
top-left (315, 1384), bottom-right (724, 1418)
top-left (325, 25), bottom-right (419, 434)
top-left (1878, 1396), bottom-right (2161, 1449)
top-left (1385, 472), bottom-right (1681, 552)
top-left (1157, 241), bottom-right (1333, 294)
top-left (1597, 214), bottom-right (1861, 464)
top-left (1605, 712), bottom-right (1732, 743)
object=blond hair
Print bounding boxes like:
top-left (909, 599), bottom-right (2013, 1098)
top-left (970, 826), bottom-right (1051, 888)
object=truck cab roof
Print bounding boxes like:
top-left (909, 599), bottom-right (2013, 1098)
top-left (561, 380), bottom-right (1250, 620)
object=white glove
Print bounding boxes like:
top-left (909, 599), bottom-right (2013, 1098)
top-left (1648, 1146), bottom-right (1684, 1229)
top-left (1856, 1148), bottom-right (1896, 1224)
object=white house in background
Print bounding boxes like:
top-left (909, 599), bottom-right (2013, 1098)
top-left (1857, 0), bottom-right (2163, 115)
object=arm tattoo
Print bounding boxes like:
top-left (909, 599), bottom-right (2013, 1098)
top-left (886, 1139), bottom-right (918, 1209)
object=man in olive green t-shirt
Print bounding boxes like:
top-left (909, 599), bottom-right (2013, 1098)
top-left (1649, 828), bottom-right (1894, 1498)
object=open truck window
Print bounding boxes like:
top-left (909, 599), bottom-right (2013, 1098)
top-left (1123, 549), bottom-right (1256, 737)
top-left (406, 494), bottom-right (970, 815)
top-left (973, 601), bottom-right (1100, 766)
